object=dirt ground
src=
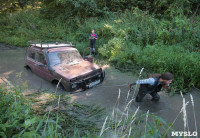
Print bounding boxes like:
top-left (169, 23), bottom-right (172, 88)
top-left (0, 45), bottom-right (199, 135)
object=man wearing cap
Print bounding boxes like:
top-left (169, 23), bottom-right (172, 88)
top-left (129, 72), bottom-right (173, 102)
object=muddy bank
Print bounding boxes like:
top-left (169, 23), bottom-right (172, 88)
top-left (0, 44), bottom-right (199, 135)
top-left (0, 43), bottom-right (18, 50)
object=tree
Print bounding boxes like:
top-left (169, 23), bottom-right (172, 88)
top-left (0, 0), bottom-right (37, 14)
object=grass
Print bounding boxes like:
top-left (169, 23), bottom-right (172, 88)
top-left (98, 69), bottom-right (198, 138)
top-left (0, 68), bottom-right (199, 137)
top-left (190, 94), bottom-right (198, 138)
top-left (98, 89), bottom-right (174, 138)
top-left (0, 2), bottom-right (199, 137)
top-left (0, 8), bottom-right (200, 92)
top-left (0, 81), bottom-right (105, 137)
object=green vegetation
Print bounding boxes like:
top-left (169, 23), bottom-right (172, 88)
top-left (0, 82), bottom-right (176, 137)
top-left (0, 83), bottom-right (106, 137)
top-left (0, 1), bottom-right (200, 91)
top-left (0, 1), bottom-right (199, 137)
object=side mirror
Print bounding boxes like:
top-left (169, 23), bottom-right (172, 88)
top-left (84, 56), bottom-right (93, 63)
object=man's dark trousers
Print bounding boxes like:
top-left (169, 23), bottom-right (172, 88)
top-left (136, 84), bottom-right (161, 102)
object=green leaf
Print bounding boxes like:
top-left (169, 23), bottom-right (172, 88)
top-left (36, 120), bottom-right (44, 132)
top-left (25, 117), bottom-right (37, 128)
top-left (23, 130), bottom-right (37, 137)
top-left (0, 132), bottom-right (7, 138)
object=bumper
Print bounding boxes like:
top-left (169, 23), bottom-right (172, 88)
top-left (70, 71), bottom-right (105, 92)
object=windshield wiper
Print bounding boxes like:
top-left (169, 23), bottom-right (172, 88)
top-left (67, 61), bottom-right (80, 65)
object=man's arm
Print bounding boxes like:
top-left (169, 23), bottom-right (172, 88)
top-left (128, 78), bottom-right (156, 88)
top-left (94, 34), bottom-right (98, 39)
top-left (136, 78), bottom-right (156, 85)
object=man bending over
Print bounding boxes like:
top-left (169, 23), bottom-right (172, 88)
top-left (129, 72), bottom-right (173, 102)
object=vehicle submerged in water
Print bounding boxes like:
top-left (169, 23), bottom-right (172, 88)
top-left (25, 42), bottom-right (105, 92)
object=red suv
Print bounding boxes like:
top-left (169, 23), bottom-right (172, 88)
top-left (25, 42), bottom-right (105, 92)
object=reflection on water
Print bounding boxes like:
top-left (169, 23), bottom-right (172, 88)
top-left (0, 47), bottom-right (62, 93)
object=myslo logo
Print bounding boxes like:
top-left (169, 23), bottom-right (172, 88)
top-left (171, 131), bottom-right (198, 137)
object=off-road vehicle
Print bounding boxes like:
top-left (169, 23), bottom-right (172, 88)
top-left (25, 42), bottom-right (105, 92)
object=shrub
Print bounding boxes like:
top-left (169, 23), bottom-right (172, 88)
top-left (134, 45), bottom-right (200, 89)
top-left (0, 7), bottom-right (200, 91)
top-left (0, 83), bottom-right (105, 137)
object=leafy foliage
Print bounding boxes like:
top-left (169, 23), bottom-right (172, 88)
top-left (40, 0), bottom-right (200, 19)
top-left (0, 84), bottom-right (105, 137)
top-left (0, 0), bottom-right (38, 14)
top-left (0, 1), bottom-right (200, 90)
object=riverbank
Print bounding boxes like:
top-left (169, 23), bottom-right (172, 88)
top-left (1, 8), bottom-right (200, 90)
top-left (0, 44), bottom-right (199, 136)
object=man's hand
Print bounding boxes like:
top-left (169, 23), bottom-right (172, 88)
top-left (128, 82), bottom-right (136, 91)
top-left (128, 82), bottom-right (136, 89)
top-left (163, 84), bottom-right (170, 90)
top-left (165, 86), bottom-right (171, 91)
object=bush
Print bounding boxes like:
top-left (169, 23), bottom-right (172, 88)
top-left (134, 45), bottom-right (200, 89)
top-left (0, 83), bottom-right (105, 137)
top-left (0, 84), bottom-right (40, 137)
top-left (0, 7), bottom-right (200, 91)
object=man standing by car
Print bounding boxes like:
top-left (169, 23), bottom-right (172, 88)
top-left (129, 72), bottom-right (173, 102)
top-left (89, 29), bottom-right (98, 56)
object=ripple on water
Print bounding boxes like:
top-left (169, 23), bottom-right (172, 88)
top-left (133, 94), bottom-right (167, 113)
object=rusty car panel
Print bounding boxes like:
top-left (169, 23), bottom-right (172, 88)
top-left (25, 42), bottom-right (105, 92)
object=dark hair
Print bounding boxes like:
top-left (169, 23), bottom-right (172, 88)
top-left (148, 73), bottom-right (161, 78)
top-left (160, 72), bottom-right (173, 80)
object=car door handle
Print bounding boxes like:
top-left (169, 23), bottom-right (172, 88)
top-left (39, 64), bottom-right (45, 67)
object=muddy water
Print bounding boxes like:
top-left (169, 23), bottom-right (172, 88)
top-left (0, 44), bottom-right (199, 135)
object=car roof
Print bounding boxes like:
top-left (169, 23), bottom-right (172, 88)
top-left (30, 43), bottom-right (74, 48)
top-left (47, 47), bottom-right (77, 52)
top-left (30, 46), bottom-right (77, 53)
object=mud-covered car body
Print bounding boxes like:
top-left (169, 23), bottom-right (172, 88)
top-left (25, 43), bottom-right (105, 92)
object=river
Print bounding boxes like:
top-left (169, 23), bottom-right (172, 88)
top-left (0, 44), bottom-right (199, 135)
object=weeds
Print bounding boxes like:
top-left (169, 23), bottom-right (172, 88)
top-left (0, 8), bottom-right (200, 92)
top-left (1, 69), bottom-right (199, 137)
top-left (98, 88), bottom-right (174, 138)
top-left (0, 81), bottom-right (105, 137)
top-left (190, 94), bottom-right (198, 138)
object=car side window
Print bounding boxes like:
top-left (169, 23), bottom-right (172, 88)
top-left (28, 50), bottom-right (35, 59)
top-left (37, 53), bottom-right (46, 65)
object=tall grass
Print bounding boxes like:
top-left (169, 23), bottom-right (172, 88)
top-left (98, 89), bottom-right (174, 138)
top-left (0, 8), bottom-right (200, 91)
top-left (0, 71), bottom-right (198, 137)
top-left (0, 80), bottom-right (105, 137)
top-left (98, 70), bottom-right (198, 138)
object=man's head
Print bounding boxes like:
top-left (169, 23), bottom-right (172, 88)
top-left (160, 72), bottom-right (173, 85)
top-left (91, 29), bottom-right (95, 34)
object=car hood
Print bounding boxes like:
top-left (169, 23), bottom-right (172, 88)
top-left (52, 61), bottom-right (101, 80)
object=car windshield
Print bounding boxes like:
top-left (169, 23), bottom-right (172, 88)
top-left (48, 50), bottom-right (83, 67)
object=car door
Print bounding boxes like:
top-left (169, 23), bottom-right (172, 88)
top-left (26, 48), bottom-right (37, 72)
top-left (34, 51), bottom-right (54, 81)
